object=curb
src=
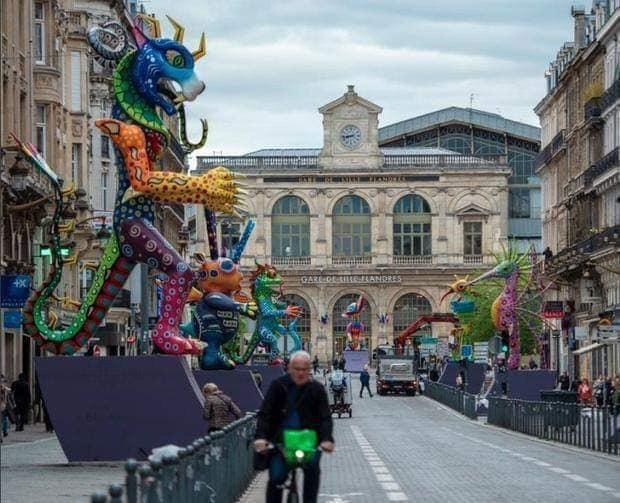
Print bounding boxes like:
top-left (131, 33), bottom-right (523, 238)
top-left (422, 396), bottom-right (620, 463)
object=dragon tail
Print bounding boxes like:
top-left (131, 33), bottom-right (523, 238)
top-left (287, 318), bottom-right (302, 352)
top-left (22, 237), bottom-right (135, 355)
top-left (232, 329), bottom-right (261, 364)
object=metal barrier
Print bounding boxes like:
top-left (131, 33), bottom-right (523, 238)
top-left (426, 381), bottom-right (478, 419)
top-left (90, 413), bottom-right (257, 502)
top-left (488, 397), bottom-right (619, 456)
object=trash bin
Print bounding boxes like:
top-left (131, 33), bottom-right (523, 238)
top-left (540, 390), bottom-right (579, 428)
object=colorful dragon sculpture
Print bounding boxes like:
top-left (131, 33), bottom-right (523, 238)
top-left (235, 263), bottom-right (303, 364)
top-left (180, 211), bottom-right (257, 370)
top-left (342, 295), bottom-right (367, 350)
top-left (442, 246), bottom-right (550, 370)
top-left (17, 16), bottom-right (244, 355)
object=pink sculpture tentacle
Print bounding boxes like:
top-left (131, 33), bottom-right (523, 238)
top-left (504, 272), bottom-right (520, 370)
top-left (119, 218), bottom-right (199, 355)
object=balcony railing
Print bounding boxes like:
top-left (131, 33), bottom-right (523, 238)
top-left (600, 77), bottom-right (620, 111)
top-left (331, 256), bottom-right (372, 266)
top-left (544, 224), bottom-right (620, 273)
top-left (271, 256), bottom-right (311, 267)
top-left (536, 130), bottom-right (566, 169)
top-left (584, 147), bottom-right (619, 185)
top-left (391, 255), bottom-right (432, 265)
top-left (463, 255), bottom-right (484, 265)
top-left (584, 97), bottom-right (602, 122)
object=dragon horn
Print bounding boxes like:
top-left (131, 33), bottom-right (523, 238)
top-left (166, 15), bottom-right (184, 42)
top-left (232, 219), bottom-right (255, 263)
top-left (193, 33), bottom-right (207, 61)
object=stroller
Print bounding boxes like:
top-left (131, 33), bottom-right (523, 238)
top-left (328, 369), bottom-right (352, 418)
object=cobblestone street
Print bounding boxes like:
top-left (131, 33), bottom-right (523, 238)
top-left (3, 378), bottom-right (620, 503)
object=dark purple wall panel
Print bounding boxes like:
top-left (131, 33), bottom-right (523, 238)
top-left (236, 364), bottom-right (284, 395)
top-left (36, 356), bottom-right (206, 462)
top-left (193, 369), bottom-right (263, 413)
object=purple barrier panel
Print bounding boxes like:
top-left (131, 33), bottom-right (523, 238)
top-left (236, 364), bottom-right (284, 395)
top-left (506, 370), bottom-right (558, 401)
top-left (437, 362), bottom-right (485, 394)
top-left (36, 355), bottom-right (205, 462)
top-left (193, 369), bottom-right (263, 413)
top-left (438, 362), bottom-right (459, 387)
top-left (343, 350), bottom-right (369, 373)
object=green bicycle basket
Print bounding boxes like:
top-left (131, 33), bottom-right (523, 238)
top-left (282, 429), bottom-right (318, 466)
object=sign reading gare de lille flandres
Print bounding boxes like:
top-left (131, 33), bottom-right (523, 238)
top-left (300, 274), bottom-right (402, 285)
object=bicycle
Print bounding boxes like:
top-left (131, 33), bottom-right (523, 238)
top-left (266, 429), bottom-right (323, 503)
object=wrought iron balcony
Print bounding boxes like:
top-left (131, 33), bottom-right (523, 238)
top-left (544, 224), bottom-right (620, 274)
top-left (535, 130), bottom-right (565, 169)
top-left (600, 78), bottom-right (620, 111)
top-left (584, 97), bottom-right (602, 122)
top-left (584, 147), bottom-right (619, 185)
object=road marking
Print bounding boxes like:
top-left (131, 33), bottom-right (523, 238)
top-left (564, 474), bottom-right (589, 483)
top-left (350, 425), bottom-right (408, 502)
top-left (1, 437), bottom-right (56, 448)
top-left (585, 483), bottom-right (613, 492)
top-left (520, 456), bottom-right (537, 461)
top-left (547, 467), bottom-right (570, 474)
top-left (534, 461), bottom-right (551, 467)
top-left (611, 493), bottom-right (620, 499)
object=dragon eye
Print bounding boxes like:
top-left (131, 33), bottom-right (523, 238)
top-left (198, 271), bottom-right (207, 279)
top-left (209, 270), bottom-right (218, 277)
top-left (220, 259), bottom-right (234, 273)
top-left (166, 50), bottom-right (185, 68)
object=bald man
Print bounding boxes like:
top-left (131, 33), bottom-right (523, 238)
top-left (254, 350), bottom-right (334, 503)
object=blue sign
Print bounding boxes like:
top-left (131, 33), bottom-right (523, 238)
top-left (0, 275), bottom-right (31, 308)
top-left (460, 344), bottom-right (473, 359)
top-left (3, 310), bottom-right (22, 329)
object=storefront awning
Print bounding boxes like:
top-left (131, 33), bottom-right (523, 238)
top-left (573, 343), bottom-right (604, 355)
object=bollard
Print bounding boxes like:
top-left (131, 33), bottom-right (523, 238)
top-left (91, 492), bottom-right (108, 503)
top-left (108, 484), bottom-right (123, 503)
top-left (149, 459), bottom-right (163, 503)
top-left (177, 447), bottom-right (189, 503)
top-left (137, 464), bottom-right (153, 503)
top-left (125, 458), bottom-right (138, 503)
top-left (161, 454), bottom-right (180, 502)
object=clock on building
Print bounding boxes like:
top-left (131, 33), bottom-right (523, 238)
top-left (340, 124), bottom-right (362, 149)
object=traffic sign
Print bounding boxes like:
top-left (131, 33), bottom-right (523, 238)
top-left (461, 344), bottom-right (473, 358)
top-left (473, 341), bottom-right (489, 364)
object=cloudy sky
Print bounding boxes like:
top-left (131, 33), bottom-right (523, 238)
top-left (144, 0), bottom-right (577, 157)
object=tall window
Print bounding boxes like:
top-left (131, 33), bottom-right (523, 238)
top-left (71, 144), bottom-right (80, 184)
top-left (509, 188), bottom-right (531, 218)
top-left (393, 195), bottom-right (432, 256)
top-left (35, 105), bottom-right (47, 157)
top-left (508, 151), bottom-right (536, 185)
top-left (332, 294), bottom-right (372, 355)
top-left (281, 294), bottom-right (311, 351)
top-left (101, 172), bottom-right (108, 211)
top-left (101, 135), bottom-right (110, 158)
top-left (464, 222), bottom-right (482, 256)
top-left (34, 2), bottom-right (45, 64)
top-left (392, 293), bottom-right (432, 340)
top-left (332, 196), bottom-right (371, 256)
top-left (220, 218), bottom-right (242, 256)
top-left (271, 196), bottom-right (310, 257)
top-left (71, 52), bottom-right (82, 111)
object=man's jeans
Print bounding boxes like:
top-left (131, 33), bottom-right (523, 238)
top-left (266, 451), bottom-right (321, 503)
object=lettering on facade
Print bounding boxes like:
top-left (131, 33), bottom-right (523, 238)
top-left (300, 275), bottom-right (402, 285)
top-left (269, 175), bottom-right (439, 184)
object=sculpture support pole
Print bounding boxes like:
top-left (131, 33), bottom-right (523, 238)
top-left (140, 263), bottom-right (150, 355)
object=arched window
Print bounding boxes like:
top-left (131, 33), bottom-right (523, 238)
top-left (332, 293), bottom-right (372, 356)
top-left (282, 294), bottom-right (311, 351)
top-left (332, 196), bottom-right (371, 258)
top-left (271, 196), bottom-right (310, 257)
top-left (393, 195), bottom-right (432, 259)
top-left (219, 217), bottom-right (242, 256)
top-left (392, 293), bottom-right (432, 340)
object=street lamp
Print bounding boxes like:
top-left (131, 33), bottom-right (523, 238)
top-left (9, 154), bottom-right (29, 191)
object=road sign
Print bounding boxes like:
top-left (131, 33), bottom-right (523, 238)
top-left (574, 326), bottom-right (588, 340)
top-left (461, 344), bottom-right (472, 358)
top-left (420, 336), bottom-right (438, 345)
top-left (473, 341), bottom-right (489, 364)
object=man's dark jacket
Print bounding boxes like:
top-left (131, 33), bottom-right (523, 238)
top-left (255, 374), bottom-right (333, 443)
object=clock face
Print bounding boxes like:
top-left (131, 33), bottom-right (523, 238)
top-left (340, 124), bottom-right (362, 149)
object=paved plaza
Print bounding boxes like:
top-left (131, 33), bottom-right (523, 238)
top-left (2, 377), bottom-right (620, 503)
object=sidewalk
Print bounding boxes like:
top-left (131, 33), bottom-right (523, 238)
top-left (237, 470), bottom-right (268, 502)
top-left (1, 422), bottom-right (55, 445)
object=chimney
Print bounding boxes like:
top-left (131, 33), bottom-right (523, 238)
top-left (572, 5), bottom-right (586, 50)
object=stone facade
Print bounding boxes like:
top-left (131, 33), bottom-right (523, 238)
top-left (194, 86), bottom-right (511, 361)
top-left (536, 3), bottom-right (620, 380)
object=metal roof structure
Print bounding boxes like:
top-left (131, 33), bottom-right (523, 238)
top-left (378, 106), bottom-right (541, 144)
top-left (244, 146), bottom-right (461, 157)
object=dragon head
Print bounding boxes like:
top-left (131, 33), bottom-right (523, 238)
top-left (250, 263), bottom-right (283, 297)
top-left (193, 253), bottom-right (243, 296)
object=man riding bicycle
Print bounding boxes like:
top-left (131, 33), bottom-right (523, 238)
top-left (254, 350), bottom-right (334, 503)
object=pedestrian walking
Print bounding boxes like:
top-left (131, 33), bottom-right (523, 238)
top-left (10, 373), bottom-right (30, 431)
top-left (456, 371), bottom-right (465, 391)
top-left (359, 365), bottom-right (373, 398)
top-left (612, 375), bottom-right (620, 415)
top-left (202, 383), bottom-right (242, 433)
top-left (594, 375), bottom-right (604, 407)
top-left (0, 374), bottom-right (13, 439)
top-left (312, 355), bottom-right (320, 375)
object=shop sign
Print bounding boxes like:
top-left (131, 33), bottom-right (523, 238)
top-left (542, 301), bottom-right (564, 319)
top-left (0, 275), bottom-right (31, 308)
top-left (300, 274), bottom-right (402, 285)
